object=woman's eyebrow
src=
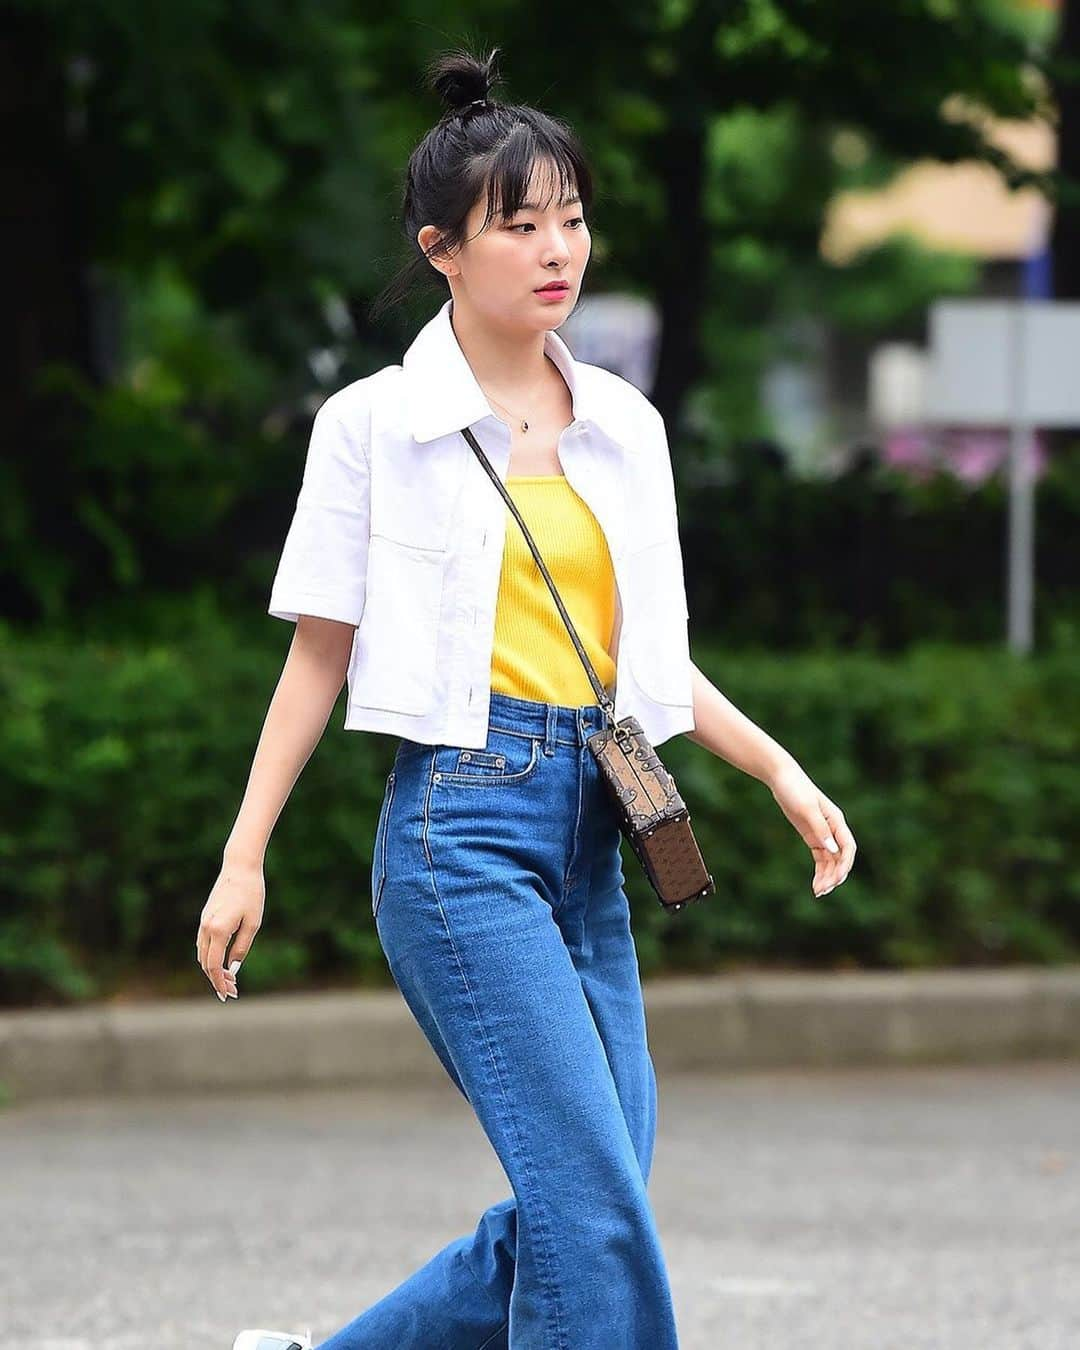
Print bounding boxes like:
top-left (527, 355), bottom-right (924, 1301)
top-left (517, 194), bottom-right (582, 211)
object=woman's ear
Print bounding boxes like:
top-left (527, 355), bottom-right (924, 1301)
top-left (418, 225), bottom-right (457, 278)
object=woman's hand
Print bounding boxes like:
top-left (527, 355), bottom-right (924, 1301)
top-left (196, 857), bottom-right (265, 1001)
top-left (767, 760), bottom-right (856, 898)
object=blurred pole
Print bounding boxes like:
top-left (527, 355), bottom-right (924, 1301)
top-left (1006, 425), bottom-right (1035, 653)
top-left (1007, 303), bottom-right (1034, 653)
top-left (1008, 214), bottom-right (1057, 655)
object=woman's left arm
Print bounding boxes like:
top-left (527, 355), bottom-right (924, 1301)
top-left (684, 660), bottom-right (856, 899)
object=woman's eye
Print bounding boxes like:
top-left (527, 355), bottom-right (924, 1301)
top-left (510, 218), bottom-right (585, 232)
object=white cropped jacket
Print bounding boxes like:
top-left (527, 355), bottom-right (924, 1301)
top-left (268, 298), bottom-right (696, 749)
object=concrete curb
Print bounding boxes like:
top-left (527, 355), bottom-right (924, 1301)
top-left (2, 967), bottom-right (1079, 1104)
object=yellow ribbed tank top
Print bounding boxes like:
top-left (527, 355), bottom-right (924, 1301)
top-left (490, 474), bottom-right (617, 706)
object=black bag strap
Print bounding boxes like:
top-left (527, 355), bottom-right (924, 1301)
top-left (459, 425), bottom-right (617, 725)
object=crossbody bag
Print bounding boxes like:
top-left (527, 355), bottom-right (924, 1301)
top-left (460, 426), bottom-right (715, 914)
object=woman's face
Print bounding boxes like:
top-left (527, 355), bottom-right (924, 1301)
top-left (425, 158), bottom-right (591, 332)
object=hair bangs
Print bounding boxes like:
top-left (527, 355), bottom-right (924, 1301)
top-left (476, 123), bottom-right (590, 234)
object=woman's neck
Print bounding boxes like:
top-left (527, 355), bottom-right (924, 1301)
top-left (449, 298), bottom-right (552, 399)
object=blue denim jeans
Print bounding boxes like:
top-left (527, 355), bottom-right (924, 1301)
top-left (315, 691), bottom-right (680, 1350)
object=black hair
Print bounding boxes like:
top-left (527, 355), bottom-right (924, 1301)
top-left (367, 45), bottom-right (595, 324)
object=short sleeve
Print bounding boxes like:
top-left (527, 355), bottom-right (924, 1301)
top-left (644, 402), bottom-right (681, 533)
top-left (267, 400), bottom-right (371, 626)
top-left (644, 402), bottom-right (691, 619)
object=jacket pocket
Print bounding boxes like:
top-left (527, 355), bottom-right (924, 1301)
top-left (350, 536), bottom-right (446, 715)
top-left (371, 769), bottom-right (397, 919)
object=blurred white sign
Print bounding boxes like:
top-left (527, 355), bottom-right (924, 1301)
top-left (926, 300), bottom-right (1080, 425)
top-left (869, 342), bottom-right (927, 428)
top-left (924, 299), bottom-right (1080, 654)
top-left (560, 293), bottom-right (660, 395)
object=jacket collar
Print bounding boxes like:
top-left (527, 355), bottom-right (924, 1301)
top-left (402, 297), bottom-right (604, 445)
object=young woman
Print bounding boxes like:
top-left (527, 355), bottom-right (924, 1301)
top-left (207, 45), bottom-right (856, 1350)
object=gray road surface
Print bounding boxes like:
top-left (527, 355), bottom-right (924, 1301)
top-left (4, 1061), bottom-right (1079, 1349)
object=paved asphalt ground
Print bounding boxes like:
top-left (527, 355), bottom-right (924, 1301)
top-left (5, 1061), bottom-right (1079, 1350)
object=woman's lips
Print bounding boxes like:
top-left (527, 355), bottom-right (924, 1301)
top-left (535, 283), bottom-right (570, 301)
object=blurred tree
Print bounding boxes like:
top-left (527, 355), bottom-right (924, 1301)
top-left (1, 0), bottom-right (1070, 629)
top-left (1049, 0), bottom-right (1080, 297)
top-left (478, 0), bottom-right (1059, 430)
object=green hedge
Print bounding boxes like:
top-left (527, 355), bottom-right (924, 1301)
top-left (2, 622), bottom-right (1078, 1006)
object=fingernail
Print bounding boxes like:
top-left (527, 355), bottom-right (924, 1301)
top-left (217, 991), bottom-right (227, 1002)
top-left (823, 835), bottom-right (839, 853)
top-left (228, 959), bottom-right (242, 974)
top-left (226, 990), bottom-right (238, 999)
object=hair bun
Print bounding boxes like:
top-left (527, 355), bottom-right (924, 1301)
top-left (427, 46), bottom-right (501, 115)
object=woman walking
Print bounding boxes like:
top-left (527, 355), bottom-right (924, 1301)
top-left (202, 45), bottom-right (856, 1350)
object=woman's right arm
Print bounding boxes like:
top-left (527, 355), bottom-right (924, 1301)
top-left (195, 614), bottom-right (357, 1001)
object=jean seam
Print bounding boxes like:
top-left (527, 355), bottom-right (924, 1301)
top-left (421, 752), bottom-right (569, 1350)
top-left (372, 770), bottom-right (397, 921)
top-left (484, 723), bottom-right (540, 741)
top-left (554, 745), bottom-right (586, 920)
top-left (476, 1319), bottom-right (511, 1350)
top-left (457, 1251), bottom-right (512, 1350)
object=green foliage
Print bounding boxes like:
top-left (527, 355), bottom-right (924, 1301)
top-left (4, 1), bottom-right (1074, 1007)
top-left (0, 619), bottom-right (391, 1006)
top-left (648, 630), bottom-right (1080, 974)
top-left (7, 0), bottom-right (1065, 622)
top-left (676, 440), bottom-right (1080, 649)
top-left (2, 624), bottom-right (1076, 1007)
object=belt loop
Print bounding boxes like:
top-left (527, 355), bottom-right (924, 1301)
top-left (544, 703), bottom-right (558, 756)
top-left (579, 704), bottom-right (600, 746)
top-left (575, 705), bottom-right (588, 747)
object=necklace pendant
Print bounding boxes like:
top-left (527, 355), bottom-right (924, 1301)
top-left (521, 419), bottom-right (529, 432)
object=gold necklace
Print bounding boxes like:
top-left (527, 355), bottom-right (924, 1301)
top-left (487, 394), bottom-right (531, 433)
top-left (482, 362), bottom-right (551, 433)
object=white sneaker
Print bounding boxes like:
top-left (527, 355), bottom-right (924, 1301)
top-left (232, 1329), bottom-right (313, 1350)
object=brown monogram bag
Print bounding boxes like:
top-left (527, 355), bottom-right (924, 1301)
top-left (461, 426), bottom-right (715, 913)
